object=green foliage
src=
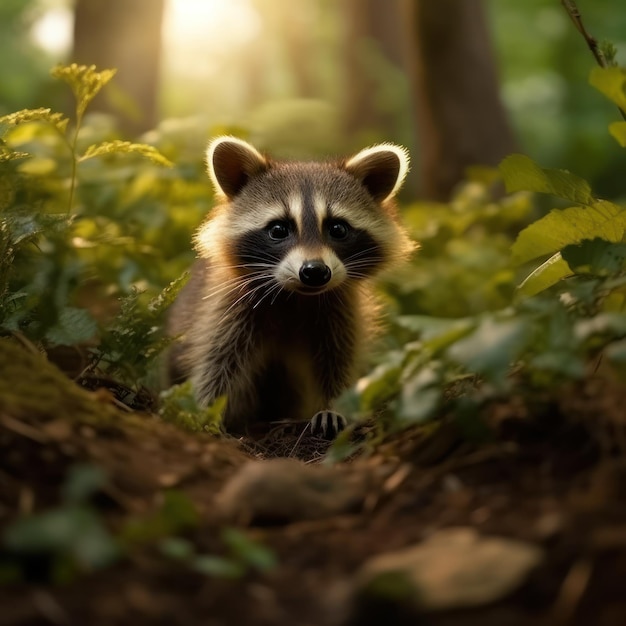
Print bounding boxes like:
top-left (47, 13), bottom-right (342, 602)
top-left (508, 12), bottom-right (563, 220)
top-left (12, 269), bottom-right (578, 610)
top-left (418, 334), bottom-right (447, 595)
top-left (351, 66), bottom-right (626, 429)
top-left (496, 65), bottom-right (626, 303)
top-left (589, 66), bottom-right (626, 112)
top-left (385, 177), bottom-right (532, 318)
top-left (80, 140), bottom-right (174, 167)
top-left (124, 494), bottom-right (276, 580)
top-left (1, 464), bottom-right (119, 583)
top-left (92, 274), bottom-right (188, 384)
top-left (3, 57), bottom-right (626, 447)
top-left (0, 63), bottom-right (209, 395)
top-left (159, 381), bottom-right (225, 433)
top-left (51, 64), bottom-right (117, 119)
top-left (1, 465), bottom-right (274, 584)
top-left (160, 528), bottom-right (277, 579)
top-left (121, 491), bottom-right (200, 546)
top-left (0, 107), bottom-right (69, 133)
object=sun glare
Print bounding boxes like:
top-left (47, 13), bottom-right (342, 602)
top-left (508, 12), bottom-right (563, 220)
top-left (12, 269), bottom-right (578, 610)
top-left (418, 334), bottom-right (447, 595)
top-left (163, 0), bottom-right (261, 78)
top-left (31, 6), bottom-right (73, 55)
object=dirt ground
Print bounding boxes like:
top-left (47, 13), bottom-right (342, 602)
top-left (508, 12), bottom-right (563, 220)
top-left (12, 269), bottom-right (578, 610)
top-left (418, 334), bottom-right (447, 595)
top-left (2, 338), bottom-right (626, 626)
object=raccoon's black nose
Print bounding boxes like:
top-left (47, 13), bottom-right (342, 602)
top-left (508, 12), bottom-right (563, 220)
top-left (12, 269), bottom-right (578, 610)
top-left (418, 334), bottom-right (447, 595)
top-left (299, 260), bottom-right (331, 287)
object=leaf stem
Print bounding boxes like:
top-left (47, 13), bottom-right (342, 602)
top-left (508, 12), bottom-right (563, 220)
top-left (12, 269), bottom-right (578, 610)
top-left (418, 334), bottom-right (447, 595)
top-left (67, 110), bottom-right (83, 214)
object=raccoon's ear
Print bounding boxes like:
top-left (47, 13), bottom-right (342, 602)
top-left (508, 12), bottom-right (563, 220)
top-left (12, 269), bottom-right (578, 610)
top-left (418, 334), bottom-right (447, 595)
top-left (207, 136), bottom-right (268, 199)
top-left (344, 144), bottom-right (410, 203)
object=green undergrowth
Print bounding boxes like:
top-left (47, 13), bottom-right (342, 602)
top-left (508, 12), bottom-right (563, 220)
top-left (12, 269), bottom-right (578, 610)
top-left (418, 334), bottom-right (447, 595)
top-left (352, 65), bottom-right (626, 436)
top-left (2, 63), bottom-right (626, 440)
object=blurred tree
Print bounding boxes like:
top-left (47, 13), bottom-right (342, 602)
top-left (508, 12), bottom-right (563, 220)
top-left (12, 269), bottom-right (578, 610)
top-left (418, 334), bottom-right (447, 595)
top-left (342, 0), bottom-right (416, 155)
top-left (0, 0), bottom-right (61, 114)
top-left (244, 0), bottom-right (318, 108)
top-left (73, 0), bottom-right (164, 135)
top-left (405, 0), bottom-right (518, 200)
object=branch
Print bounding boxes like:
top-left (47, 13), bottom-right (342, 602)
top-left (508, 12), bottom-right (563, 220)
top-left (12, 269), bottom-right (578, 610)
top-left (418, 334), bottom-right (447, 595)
top-left (561, 0), bottom-right (626, 121)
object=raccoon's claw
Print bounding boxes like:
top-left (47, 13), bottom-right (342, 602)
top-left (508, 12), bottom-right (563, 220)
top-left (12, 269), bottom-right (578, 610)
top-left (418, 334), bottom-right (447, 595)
top-left (310, 410), bottom-right (347, 439)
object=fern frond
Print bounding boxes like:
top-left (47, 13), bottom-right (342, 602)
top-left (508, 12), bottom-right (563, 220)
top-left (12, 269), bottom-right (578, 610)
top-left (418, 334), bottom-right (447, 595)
top-left (51, 64), bottom-right (117, 117)
top-left (0, 147), bottom-right (30, 162)
top-left (79, 141), bottom-right (173, 167)
top-left (148, 272), bottom-right (189, 314)
top-left (0, 108), bottom-right (69, 134)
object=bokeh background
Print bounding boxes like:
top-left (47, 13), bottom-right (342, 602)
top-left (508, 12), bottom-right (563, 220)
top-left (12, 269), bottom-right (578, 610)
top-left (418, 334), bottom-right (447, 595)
top-left (2, 0), bottom-right (626, 199)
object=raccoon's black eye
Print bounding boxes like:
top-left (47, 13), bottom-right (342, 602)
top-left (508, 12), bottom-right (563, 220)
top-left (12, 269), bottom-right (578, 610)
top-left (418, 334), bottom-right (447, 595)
top-left (267, 220), bottom-right (290, 240)
top-left (328, 220), bottom-right (350, 240)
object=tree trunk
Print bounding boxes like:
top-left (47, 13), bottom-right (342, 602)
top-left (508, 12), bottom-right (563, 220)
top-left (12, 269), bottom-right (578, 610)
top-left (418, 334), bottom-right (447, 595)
top-left (73, 0), bottom-right (164, 136)
top-left (406, 0), bottom-right (517, 200)
top-left (342, 0), bottom-right (415, 144)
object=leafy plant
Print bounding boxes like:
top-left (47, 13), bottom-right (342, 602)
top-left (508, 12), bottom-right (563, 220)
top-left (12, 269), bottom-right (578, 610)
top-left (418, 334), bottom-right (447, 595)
top-left (348, 63), bottom-right (626, 435)
top-left (160, 528), bottom-right (277, 579)
top-left (0, 64), bottom-right (208, 394)
top-left (1, 464), bottom-right (119, 583)
top-left (159, 381), bottom-right (225, 433)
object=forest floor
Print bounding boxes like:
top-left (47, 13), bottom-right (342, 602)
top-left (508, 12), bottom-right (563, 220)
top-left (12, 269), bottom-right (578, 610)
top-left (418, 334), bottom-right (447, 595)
top-left (2, 337), bottom-right (626, 626)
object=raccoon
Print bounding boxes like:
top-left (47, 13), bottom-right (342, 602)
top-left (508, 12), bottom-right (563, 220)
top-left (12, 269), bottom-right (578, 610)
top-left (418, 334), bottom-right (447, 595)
top-left (166, 136), bottom-right (414, 437)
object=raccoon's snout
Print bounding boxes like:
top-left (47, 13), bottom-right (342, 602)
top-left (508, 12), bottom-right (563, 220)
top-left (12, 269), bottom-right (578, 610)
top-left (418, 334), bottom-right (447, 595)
top-left (299, 260), bottom-right (331, 287)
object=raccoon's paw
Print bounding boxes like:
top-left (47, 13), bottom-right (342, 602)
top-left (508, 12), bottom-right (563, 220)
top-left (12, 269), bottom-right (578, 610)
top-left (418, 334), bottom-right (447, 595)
top-left (310, 410), bottom-right (347, 440)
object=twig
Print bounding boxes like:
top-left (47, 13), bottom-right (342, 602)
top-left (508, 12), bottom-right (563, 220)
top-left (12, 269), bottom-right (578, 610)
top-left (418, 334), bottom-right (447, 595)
top-left (561, 0), bottom-right (626, 121)
top-left (561, 0), bottom-right (606, 67)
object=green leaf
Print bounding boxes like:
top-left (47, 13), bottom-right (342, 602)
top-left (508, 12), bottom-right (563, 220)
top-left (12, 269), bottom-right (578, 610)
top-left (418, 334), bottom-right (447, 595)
top-left (62, 464), bottom-right (107, 504)
top-left (589, 66), bottom-right (626, 111)
top-left (396, 315), bottom-right (474, 353)
top-left (609, 121), bottom-right (626, 147)
top-left (447, 316), bottom-right (530, 385)
top-left (324, 427), bottom-right (364, 464)
top-left (499, 154), bottom-right (593, 204)
top-left (159, 537), bottom-right (195, 561)
top-left (528, 352), bottom-right (585, 379)
top-left (149, 272), bottom-right (189, 314)
top-left (45, 306), bottom-right (98, 346)
top-left (606, 339), bottom-right (626, 364)
top-left (4, 507), bottom-right (119, 570)
top-left (80, 141), bottom-right (173, 168)
top-left (515, 253), bottom-right (572, 300)
top-left (511, 200), bottom-right (626, 266)
top-left (356, 352), bottom-right (404, 411)
top-left (562, 238), bottom-right (626, 276)
top-left (222, 528), bottom-right (277, 573)
top-left (122, 490), bottom-right (199, 545)
top-left (396, 365), bottom-right (442, 423)
top-left (574, 313), bottom-right (626, 342)
top-left (192, 555), bottom-right (243, 578)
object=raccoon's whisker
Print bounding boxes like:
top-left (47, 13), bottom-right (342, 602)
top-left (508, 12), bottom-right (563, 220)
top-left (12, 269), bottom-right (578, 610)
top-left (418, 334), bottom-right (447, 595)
top-left (200, 277), bottom-right (247, 301)
top-left (343, 246), bottom-right (381, 263)
top-left (201, 271), bottom-right (270, 302)
top-left (200, 274), bottom-right (256, 301)
top-left (220, 275), bottom-right (275, 319)
top-left (254, 282), bottom-right (283, 308)
top-left (348, 270), bottom-right (371, 279)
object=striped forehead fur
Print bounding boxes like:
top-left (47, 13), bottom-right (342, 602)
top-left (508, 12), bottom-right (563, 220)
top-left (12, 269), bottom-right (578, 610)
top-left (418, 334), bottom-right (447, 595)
top-left (224, 163), bottom-right (391, 233)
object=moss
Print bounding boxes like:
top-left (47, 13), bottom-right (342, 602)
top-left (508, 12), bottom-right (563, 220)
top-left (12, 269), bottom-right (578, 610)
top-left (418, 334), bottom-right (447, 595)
top-left (0, 337), bottom-right (130, 425)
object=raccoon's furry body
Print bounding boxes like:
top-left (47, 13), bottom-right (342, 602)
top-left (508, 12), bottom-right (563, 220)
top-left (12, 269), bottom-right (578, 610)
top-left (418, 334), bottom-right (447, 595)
top-left (167, 137), bottom-right (413, 436)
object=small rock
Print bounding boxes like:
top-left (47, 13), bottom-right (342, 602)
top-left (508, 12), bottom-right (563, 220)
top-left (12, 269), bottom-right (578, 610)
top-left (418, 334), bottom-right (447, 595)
top-left (356, 527), bottom-right (543, 612)
top-left (217, 458), bottom-right (367, 525)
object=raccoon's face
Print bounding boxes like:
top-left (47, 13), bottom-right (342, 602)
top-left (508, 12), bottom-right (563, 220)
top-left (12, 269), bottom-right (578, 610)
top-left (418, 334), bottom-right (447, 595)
top-left (196, 137), bottom-right (412, 297)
